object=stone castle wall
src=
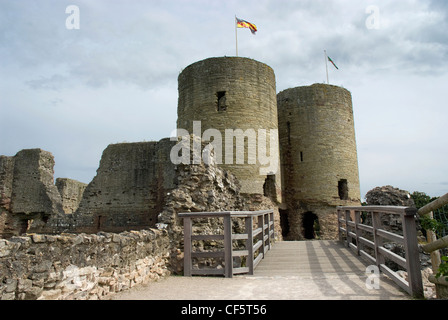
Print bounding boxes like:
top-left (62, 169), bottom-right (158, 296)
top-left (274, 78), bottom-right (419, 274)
top-left (56, 178), bottom-right (87, 214)
top-left (277, 84), bottom-right (361, 240)
top-left (51, 139), bottom-right (177, 234)
top-left (177, 57), bottom-right (282, 201)
top-left (0, 228), bottom-right (170, 300)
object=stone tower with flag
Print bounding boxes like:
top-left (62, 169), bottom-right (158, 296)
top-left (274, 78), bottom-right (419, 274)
top-left (176, 56), bottom-right (361, 240)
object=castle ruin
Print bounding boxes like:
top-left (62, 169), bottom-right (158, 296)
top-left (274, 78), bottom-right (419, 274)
top-left (0, 56), bottom-right (361, 241)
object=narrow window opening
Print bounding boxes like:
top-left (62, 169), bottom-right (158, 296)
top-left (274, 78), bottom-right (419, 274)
top-left (217, 91), bottom-right (227, 112)
top-left (97, 215), bottom-right (103, 231)
top-left (300, 151), bottom-right (303, 162)
top-left (338, 179), bottom-right (349, 200)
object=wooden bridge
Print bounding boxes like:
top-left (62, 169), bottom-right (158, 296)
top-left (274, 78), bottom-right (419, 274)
top-left (113, 197), bottom-right (448, 300)
top-left (178, 206), bottom-right (424, 299)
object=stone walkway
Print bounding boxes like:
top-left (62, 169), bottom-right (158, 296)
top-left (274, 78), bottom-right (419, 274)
top-left (110, 240), bottom-right (411, 300)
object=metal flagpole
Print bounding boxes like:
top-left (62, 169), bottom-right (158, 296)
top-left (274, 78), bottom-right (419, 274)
top-left (324, 50), bottom-right (329, 84)
top-left (235, 16), bottom-right (238, 56)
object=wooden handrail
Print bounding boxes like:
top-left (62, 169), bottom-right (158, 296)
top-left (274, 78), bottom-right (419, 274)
top-left (337, 206), bottom-right (424, 298)
top-left (179, 210), bottom-right (275, 278)
top-left (417, 192), bottom-right (448, 216)
top-left (422, 235), bottom-right (448, 253)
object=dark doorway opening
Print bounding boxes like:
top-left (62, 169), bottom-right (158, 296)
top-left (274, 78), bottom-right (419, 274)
top-left (302, 211), bottom-right (319, 239)
top-left (279, 209), bottom-right (290, 239)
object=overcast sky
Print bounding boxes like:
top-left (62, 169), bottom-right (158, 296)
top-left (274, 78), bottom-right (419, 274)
top-left (1, 0), bottom-right (447, 199)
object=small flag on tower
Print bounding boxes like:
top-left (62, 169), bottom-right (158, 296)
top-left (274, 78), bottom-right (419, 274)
top-left (327, 55), bottom-right (339, 70)
top-left (236, 17), bottom-right (257, 34)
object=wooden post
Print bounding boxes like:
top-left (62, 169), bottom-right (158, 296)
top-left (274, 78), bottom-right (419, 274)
top-left (183, 217), bottom-right (192, 277)
top-left (224, 214), bottom-right (233, 278)
top-left (372, 211), bottom-right (385, 267)
top-left (345, 210), bottom-right (351, 248)
top-left (354, 210), bottom-right (361, 255)
top-left (246, 216), bottom-right (254, 275)
top-left (266, 212), bottom-right (271, 250)
top-left (402, 210), bottom-right (424, 298)
top-left (337, 209), bottom-right (343, 242)
top-left (424, 211), bottom-right (442, 275)
top-left (258, 214), bottom-right (265, 258)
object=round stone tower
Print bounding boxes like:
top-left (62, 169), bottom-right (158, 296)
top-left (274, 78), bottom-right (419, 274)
top-left (177, 57), bottom-right (281, 201)
top-left (277, 83), bottom-right (361, 240)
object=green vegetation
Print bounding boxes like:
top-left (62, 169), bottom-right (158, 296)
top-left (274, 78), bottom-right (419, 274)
top-left (412, 191), bottom-right (448, 280)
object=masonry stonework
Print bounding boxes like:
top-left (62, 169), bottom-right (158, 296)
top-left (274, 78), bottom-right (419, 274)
top-left (177, 57), bottom-right (282, 202)
top-left (0, 56), bottom-right (365, 299)
top-left (277, 84), bottom-right (361, 240)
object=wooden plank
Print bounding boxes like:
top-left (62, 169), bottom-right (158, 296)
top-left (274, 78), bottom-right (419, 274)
top-left (253, 228), bottom-right (262, 237)
top-left (358, 236), bottom-right (375, 249)
top-left (372, 212), bottom-right (385, 267)
top-left (253, 240), bottom-right (262, 252)
top-left (348, 242), bottom-right (358, 253)
top-left (379, 264), bottom-right (411, 295)
top-left (357, 223), bottom-right (373, 233)
top-left (246, 216), bottom-right (254, 275)
top-left (345, 210), bottom-right (351, 248)
top-left (223, 215), bottom-right (233, 278)
top-left (402, 213), bottom-right (424, 298)
top-left (376, 228), bottom-right (404, 244)
top-left (337, 206), bottom-right (411, 216)
top-left (191, 268), bottom-right (225, 276)
top-left (258, 215), bottom-right (265, 258)
top-left (232, 250), bottom-right (249, 257)
top-left (354, 211), bottom-right (361, 255)
top-left (232, 267), bottom-right (250, 274)
top-left (179, 211), bottom-right (230, 218)
top-left (183, 217), bottom-right (192, 277)
top-left (360, 250), bottom-right (376, 265)
top-left (417, 192), bottom-right (448, 216)
top-left (378, 247), bottom-right (407, 269)
top-left (232, 234), bottom-right (248, 240)
top-left (191, 251), bottom-right (224, 258)
top-left (347, 221), bottom-right (356, 227)
top-left (253, 253), bottom-right (263, 268)
top-left (191, 235), bottom-right (225, 241)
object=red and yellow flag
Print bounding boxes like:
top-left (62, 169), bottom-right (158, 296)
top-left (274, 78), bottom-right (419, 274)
top-left (236, 17), bottom-right (257, 34)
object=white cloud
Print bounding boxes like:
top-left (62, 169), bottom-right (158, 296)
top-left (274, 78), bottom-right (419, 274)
top-left (1, 0), bottom-right (447, 198)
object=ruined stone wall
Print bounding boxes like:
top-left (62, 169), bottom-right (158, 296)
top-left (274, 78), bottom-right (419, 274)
top-left (10, 149), bottom-right (63, 216)
top-left (0, 156), bottom-right (15, 238)
top-left (48, 139), bottom-right (177, 234)
top-left (277, 84), bottom-right (361, 240)
top-left (0, 150), bottom-right (66, 238)
top-left (0, 228), bottom-right (170, 300)
top-left (56, 178), bottom-right (87, 214)
top-left (177, 57), bottom-right (282, 201)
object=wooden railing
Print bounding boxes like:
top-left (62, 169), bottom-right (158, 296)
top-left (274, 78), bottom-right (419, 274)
top-left (337, 205), bottom-right (424, 298)
top-left (178, 210), bottom-right (275, 278)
